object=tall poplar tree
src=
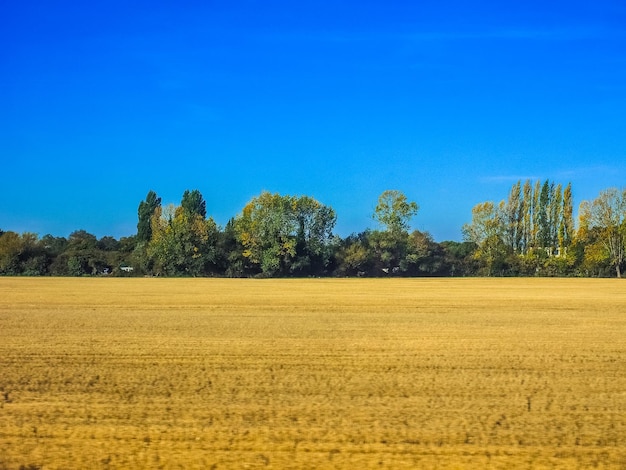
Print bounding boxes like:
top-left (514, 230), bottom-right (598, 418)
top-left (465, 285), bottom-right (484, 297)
top-left (537, 180), bottom-right (552, 250)
top-left (137, 190), bottom-right (162, 242)
top-left (503, 181), bottom-right (522, 253)
top-left (550, 183), bottom-right (563, 255)
top-left (522, 179), bottom-right (534, 254)
top-left (561, 183), bottom-right (574, 253)
top-left (532, 180), bottom-right (542, 250)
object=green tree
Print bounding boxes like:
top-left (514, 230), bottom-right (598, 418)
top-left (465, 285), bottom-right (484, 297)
top-left (561, 183), bottom-right (574, 254)
top-left (234, 192), bottom-right (336, 276)
top-left (373, 190), bottom-right (419, 234)
top-left (97, 236), bottom-right (120, 251)
top-left (236, 192), bottom-right (296, 275)
top-left (0, 231), bottom-right (23, 275)
top-left (369, 190), bottom-right (419, 273)
top-left (118, 235), bottom-right (137, 253)
top-left (181, 189), bottom-right (207, 219)
top-left (440, 241), bottom-right (478, 276)
top-left (532, 179), bottom-right (542, 250)
top-left (45, 235), bottom-right (70, 276)
top-left (65, 230), bottom-right (104, 275)
top-left (0, 232), bottom-right (50, 276)
top-left (336, 236), bottom-right (371, 275)
top-left (137, 190), bottom-right (162, 243)
top-left (369, 229), bottom-right (407, 273)
top-left (218, 218), bottom-right (247, 277)
top-left (521, 179), bottom-right (534, 254)
top-left (22, 234), bottom-right (49, 275)
top-left (403, 230), bottom-right (445, 275)
top-left (462, 201), bottom-right (509, 275)
top-left (148, 205), bottom-right (219, 276)
top-left (67, 230), bottom-right (97, 251)
top-left (549, 183), bottom-right (562, 255)
top-left (502, 180), bottom-right (522, 253)
top-left (291, 196), bottom-right (337, 275)
top-left (537, 180), bottom-right (551, 251)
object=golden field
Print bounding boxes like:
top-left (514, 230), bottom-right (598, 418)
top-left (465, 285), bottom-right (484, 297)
top-left (0, 277), bottom-right (625, 469)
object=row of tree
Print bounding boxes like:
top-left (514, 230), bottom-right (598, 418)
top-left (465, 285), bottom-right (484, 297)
top-left (463, 181), bottom-right (625, 277)
top-left (1, 184), bottom-right (625, 277)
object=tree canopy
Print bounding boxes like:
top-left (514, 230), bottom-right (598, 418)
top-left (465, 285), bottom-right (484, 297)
top-left (2, 183), bottom-right (625, 278)
top-left (234, 192), bottom-right (337, 276)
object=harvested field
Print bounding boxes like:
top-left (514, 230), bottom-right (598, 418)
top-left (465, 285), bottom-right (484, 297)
top-left (0, 277), bottom-right (625, 469)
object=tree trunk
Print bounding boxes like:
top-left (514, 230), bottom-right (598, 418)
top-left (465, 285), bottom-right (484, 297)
top-left (617, 264), bottom-right (622, 278)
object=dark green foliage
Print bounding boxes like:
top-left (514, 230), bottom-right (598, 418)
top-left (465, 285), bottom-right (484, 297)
top-left (334, 231), bottom-right (374, 276)
top-left (68, 230), bottom-right (97, 251)
top-left (137, 190), bottom-right (161, 242)
top-left (234, 192), bottom-right (337, 276)
top-left (0, 232), bottom-right (48, 275)
top-left (97, 236), bottom-right (120, 251)
top-left (118, 235), bottom-right (137, 253)
top-left (218, 218), bottom-right (247, 277)
top-left (40, 234), bottom-right (68, 256)
top-left (181, 189), bottom-right (207, 219)
top-left (3, 184), bottom-right (624, 278)
top-left (440, 241), bottom-right (478, 276)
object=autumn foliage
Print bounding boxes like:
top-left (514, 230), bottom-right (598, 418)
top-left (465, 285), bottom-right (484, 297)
top-left (1, 184), bottom-right (625, 277)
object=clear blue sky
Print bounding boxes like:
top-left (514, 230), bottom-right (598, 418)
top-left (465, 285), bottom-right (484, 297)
top-left (2, 1), bottom-right (625, 241)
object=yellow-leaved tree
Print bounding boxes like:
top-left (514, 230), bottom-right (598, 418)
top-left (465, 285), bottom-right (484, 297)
top-left (580, 188), bottom-right (626, 278)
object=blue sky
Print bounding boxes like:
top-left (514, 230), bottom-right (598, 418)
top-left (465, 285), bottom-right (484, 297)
top-left (2, 1), bottom-right (625, 241)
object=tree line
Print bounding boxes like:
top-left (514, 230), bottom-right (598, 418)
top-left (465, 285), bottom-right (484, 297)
top-left (1, 184), bottom-right (625, 277)
top-left (463, 181), bottom-right (625, 278)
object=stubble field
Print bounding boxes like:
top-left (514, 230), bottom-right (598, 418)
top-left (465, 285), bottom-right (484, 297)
top-left (0, 277), bottom-right (625, 469)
